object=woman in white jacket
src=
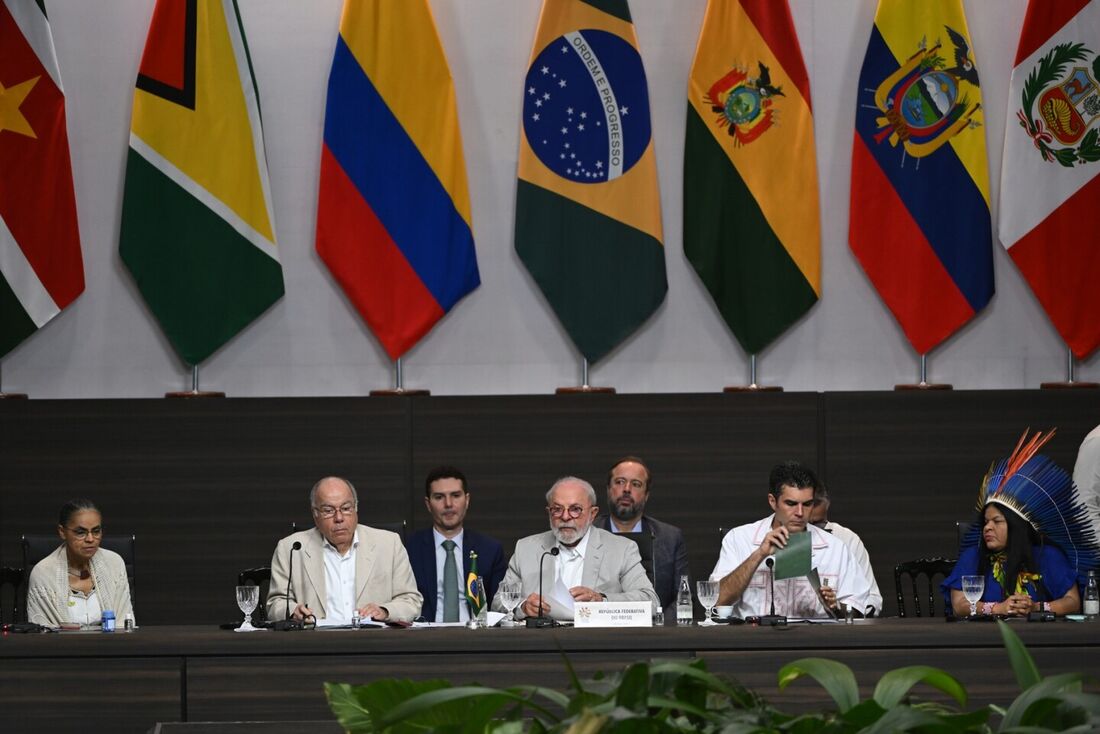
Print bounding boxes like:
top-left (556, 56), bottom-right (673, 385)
top-left (27, 499), bottom-right (133, 628)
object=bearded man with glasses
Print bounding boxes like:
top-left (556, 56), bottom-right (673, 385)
top-left (267, 477), bottom-right (422, 624)
top-left (491, 476), bottom-right (657, 623)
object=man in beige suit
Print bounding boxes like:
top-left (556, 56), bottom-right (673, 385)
top-left (267, 477), bottom-right (422, 623)
top-left (492, 476), bottom-right (658, 622)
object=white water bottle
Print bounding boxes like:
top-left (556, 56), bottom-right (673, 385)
top-left (1085, 570), bottom-right (1099, 620)
top-left (676, 574), bottom-right (693, 626)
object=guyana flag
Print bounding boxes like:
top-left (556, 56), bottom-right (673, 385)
top-left (684, 0), bottom-right (820, 355)
top-left (0, 0), bottom-right (84, 359)
top-left (120, 0), bottom-right (284, 366)
top-left (515, 0), bottom-right (666, 364)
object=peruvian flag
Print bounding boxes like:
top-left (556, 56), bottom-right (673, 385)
top-left (1000, 0), bottom-right (1100, 359)
top-left (0, 0), bottom-right (84, 359)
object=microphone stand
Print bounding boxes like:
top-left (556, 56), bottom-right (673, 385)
top-left (273, 541), bottom-right (305, 631)
top-left (526, 547), bottom-right (560, 628)
top-left (758, 557), bottom-right (787, 627)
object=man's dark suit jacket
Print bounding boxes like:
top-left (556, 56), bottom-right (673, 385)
top-left (406, 527), bottom-right (507, 621)
top-left (597, 514), bottom-right (689, 614)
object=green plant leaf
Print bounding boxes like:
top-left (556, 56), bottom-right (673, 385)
top-left (997, 620), bottom-right (1041, 691)
top-left (861, 704), bottom-right (947, 734)
top-left (615, 663), bottom-right (651, 712)
top-left (374, 685), bottom-right (558, 731)
top-left (324, 682), bottom-right (375, 733)
top-left (778, 657), bottom-right (859, 713)
top-left (999, 672), bottom-right (1086, 731)
top-left (840, 699), bottom-right (887, 728)
top-left (509, 684), bottom-right (572, 710)
top-left (872, 665), bottom-right (967, 709)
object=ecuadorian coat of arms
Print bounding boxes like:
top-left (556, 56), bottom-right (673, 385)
top-left (1015, 43), bottom-right (1100, 167)
top-left (704, 61), bottom-right (784, 147)
top-left (868, 26), bottom-right (982, 159)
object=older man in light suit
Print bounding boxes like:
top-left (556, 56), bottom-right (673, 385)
top-left (267, 477), bottom-right (422, 624)
top-left (492, 476), bottom-right (658, 622)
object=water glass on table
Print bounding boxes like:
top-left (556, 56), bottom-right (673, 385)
top-left (696, 579), bottom-right (719, 626)
top-left (961, 575), bottom-right (985, 617)
top-left (234, 585), bottom-right (260, 632)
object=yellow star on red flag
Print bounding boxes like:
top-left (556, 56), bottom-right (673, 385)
top-left (0, 75), bottom-right (40, 138)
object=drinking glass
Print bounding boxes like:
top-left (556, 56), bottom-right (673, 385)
top-left (235, 585), bottom-right (259, 632)
top-left (498, 581), bottom-right (522, 627)
top-left (961, 575), bottom-right (985, 617)
top-left (696, 579), bottom-right (719, 626)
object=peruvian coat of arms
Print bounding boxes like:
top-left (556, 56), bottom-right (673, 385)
top-left (1015, 42), bottom-right (1100, 167)
top-left (868, 26), bottom-right (983, 159)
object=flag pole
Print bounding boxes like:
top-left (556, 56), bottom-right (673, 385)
top-left (371, 357), bottom-right (429, 396)
top-left (895, 352), bottom-right (950, 390)
top-left (1041, 346), bottom-right (1098, 389)
top-left (166, 363), bottom-right (224, 398)
top-left (556, 357), bottom-right (614, 394)
top-left (724, 354), bottom-right (782, 392)
top-left (0, 362), bottom-right (28, 400)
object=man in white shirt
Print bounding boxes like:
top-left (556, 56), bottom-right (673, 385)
top-left (809, 484), bottom-right (882, 617)
top-left (1073, 423), bottom-right (1100, 543)
top-left (492, 476), bottom-right (658, 622)
top-left (267, 477), bottom-right (422, 623)
top-left (712, 461), bottom-right (867, 620)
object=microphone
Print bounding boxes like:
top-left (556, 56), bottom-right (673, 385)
top-left (758, 557), bottom-right (787, 627)
top-left (273, 541), bottom-right (304, 631)
top-left (526, 547), bottom-right (560, 628)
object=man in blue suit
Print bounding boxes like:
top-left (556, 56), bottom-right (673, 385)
top-left (406, 466), bottom-right (507, 623)
top-left (595, 456), bottom-right (689, 619)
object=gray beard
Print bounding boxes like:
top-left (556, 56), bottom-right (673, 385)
top-left (611, 500), bottom-right (645, 523)
top-left (552, 524), bottom-right (589, 546)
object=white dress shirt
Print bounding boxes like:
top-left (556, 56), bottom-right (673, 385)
top-left (557, 529), bottom-right (592, 591)
top-left (433, 529), bottom-right (468, 622)
top-left (321, 529), bottom-right (359, 625)
top-left (67, 588), bottom-right (102, 626)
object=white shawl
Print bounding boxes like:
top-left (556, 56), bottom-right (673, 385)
top-left (27, 545), bottom-right (133, 627)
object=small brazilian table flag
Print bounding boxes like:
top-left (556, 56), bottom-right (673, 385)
top-left (684, 0), bottom-right (821, 355)
top-left (120, 0), bottom-right (284, 367)
top-left (515, 0), bottom-right (667, 364)
top-left (466, 550), bottom-right (485, 617)
top-left (0, 0), bottom-right (85, 358)
top-left (849, 0), bottom-right (994, 355)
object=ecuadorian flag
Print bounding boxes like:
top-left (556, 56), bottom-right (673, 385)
top-left (684, 0), bottom-right (820, 355)
top-left (849, 0), bottom-right (993, 355)
top-left (515, 0), bottom-right (666, 364)
top-left (120, 0), bottom-right (284, 367)
top-left (316, 0), bottom-right (480, 361)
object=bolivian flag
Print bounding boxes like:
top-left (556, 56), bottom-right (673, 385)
top-left (0, 0), bottom-right (84, 358)
top-left (515, 0), bottom-right (666, 364)
top-left (684, 0), bottom-right (820, 355)
top-left (120, 0), bottom-right (284, 366)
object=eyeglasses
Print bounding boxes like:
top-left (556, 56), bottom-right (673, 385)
top-left (313, 503), bottom-right (357, 519)
top-left (548, 504), bottom-right (587, 519)
top-left (67, 527), bottom-right (103, 539)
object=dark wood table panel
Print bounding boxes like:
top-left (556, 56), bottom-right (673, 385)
top-left (0, 656), bottom-right (181, 734)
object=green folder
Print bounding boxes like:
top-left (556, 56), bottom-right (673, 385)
top-left (773, 530), bottom-right (811, 580)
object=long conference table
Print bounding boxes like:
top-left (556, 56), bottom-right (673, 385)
top-left (2, 618), bottom-right (1098, 733)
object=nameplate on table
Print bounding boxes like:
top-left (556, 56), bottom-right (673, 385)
top-left (573, 601), bottom-right (652, 628)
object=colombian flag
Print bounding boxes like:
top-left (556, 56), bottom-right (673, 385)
top-left (1000, 1), bottom-right (1100, 359)
top-left (684, 0), bottom-right (820, 355)
top-left (849, 0), bottom-right (994, 355)
top-left (316, 0), bottom-right (480, 361)
top-left (515, 0), bottom-right (666, 364)
top-left (0, 0), bottom-right (84, 359)
top-left (120, 0), bottom-right (284, 367)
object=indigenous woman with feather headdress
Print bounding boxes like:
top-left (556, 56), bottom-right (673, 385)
top-left (943, 430), bottom-right (1100, 617)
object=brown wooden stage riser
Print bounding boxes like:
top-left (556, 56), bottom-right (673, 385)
top-left (2, 392), bottom-right (1099, 623)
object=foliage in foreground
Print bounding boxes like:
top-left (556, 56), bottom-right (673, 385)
top-left (325, 621), bottom-right (1100, 733)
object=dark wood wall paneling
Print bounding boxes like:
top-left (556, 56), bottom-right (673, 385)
top-left (2, 392), bottom-right (1098, 622)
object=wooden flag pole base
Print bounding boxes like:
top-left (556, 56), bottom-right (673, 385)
top-left (724, 384), bottom-right (783, 393)
top-left (370, 387), bottom-right (431, 396)
top-left (556, 358), bottom-right (615, 394)
top-left (166, 366), bottom-right (225, 398)
top-left (0, 392), bottom-right (28, 400)
top-left (895, 354), bottom-right (951, 390)
top-left (556, 385), bottom-right (615, 394)
top-left (1041, 348), bottom-right (1098, 389)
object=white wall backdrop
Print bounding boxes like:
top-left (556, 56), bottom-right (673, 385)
top-left (4, 0), bottom-right (1095, 397)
